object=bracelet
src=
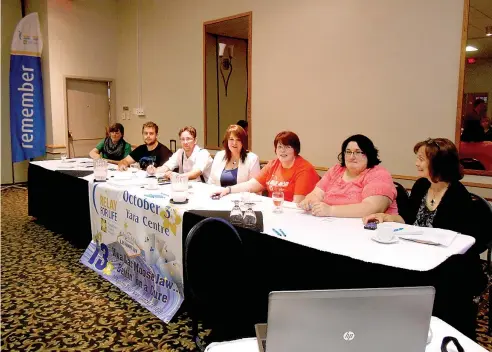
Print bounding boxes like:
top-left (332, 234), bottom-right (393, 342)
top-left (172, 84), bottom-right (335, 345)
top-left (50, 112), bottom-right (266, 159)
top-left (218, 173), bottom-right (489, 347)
top-left (227, 186), bottom-right (232, 194)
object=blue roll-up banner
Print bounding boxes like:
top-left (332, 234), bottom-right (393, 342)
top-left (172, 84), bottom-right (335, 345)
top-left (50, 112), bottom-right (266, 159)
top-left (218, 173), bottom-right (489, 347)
top-left (10, 13), bottom-right (46, 163)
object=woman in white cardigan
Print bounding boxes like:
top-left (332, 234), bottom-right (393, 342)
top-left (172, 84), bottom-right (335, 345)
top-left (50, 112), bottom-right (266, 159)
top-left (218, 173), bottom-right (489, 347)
top-left (208, 125), bottom-right (260, 187)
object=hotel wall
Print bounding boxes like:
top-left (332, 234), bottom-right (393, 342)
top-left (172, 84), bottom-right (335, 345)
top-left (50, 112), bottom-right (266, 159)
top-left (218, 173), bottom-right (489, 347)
top-left (3, 0), bottom-right (491, 197)
top-left (114, 0), bottom-right (491, 197)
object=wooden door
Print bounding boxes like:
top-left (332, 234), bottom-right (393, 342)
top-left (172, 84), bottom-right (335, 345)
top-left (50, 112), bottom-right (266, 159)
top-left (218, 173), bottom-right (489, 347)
top-left (66, 79), bottom-right (110, 157)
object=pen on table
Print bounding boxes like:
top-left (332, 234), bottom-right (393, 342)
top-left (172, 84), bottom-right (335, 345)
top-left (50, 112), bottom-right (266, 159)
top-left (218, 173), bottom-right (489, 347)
top-left (393, 228), bottom-right (404, 232)
top-left (272, 229), bottom-right (282, 237)
top-left (272, 229), bottom-right (286, 237)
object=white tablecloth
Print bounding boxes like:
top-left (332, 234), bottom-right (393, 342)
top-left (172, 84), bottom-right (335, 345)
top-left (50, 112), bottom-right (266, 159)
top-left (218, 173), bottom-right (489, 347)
top-left (205, 317), bottom-right (488, 352)
top-left (31, 159), bottom-right (475, 272)
top-left (30, 158), bottom-right (100, 172)
top-left (175, 185), bottom-right (475, 271)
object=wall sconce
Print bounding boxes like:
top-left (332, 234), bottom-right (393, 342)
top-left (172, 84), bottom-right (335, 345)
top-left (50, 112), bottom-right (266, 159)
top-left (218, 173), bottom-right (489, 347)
top-left (218, 43), bottom-right (234, 96)
top-left (486, 26), bottom-right (492, 37)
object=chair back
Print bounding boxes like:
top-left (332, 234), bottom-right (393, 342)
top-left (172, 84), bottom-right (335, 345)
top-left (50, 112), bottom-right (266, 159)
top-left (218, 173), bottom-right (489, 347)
top-left (393, 182), bottom-right (410, 220)
top-left (184, 217), bottom-right (249, 347)
top-left (469, 193), bottom-right (492, 258)
top-left (460, 158), bottom-right (485, 170)
top-left (170, 139), bottom-right (177, 153)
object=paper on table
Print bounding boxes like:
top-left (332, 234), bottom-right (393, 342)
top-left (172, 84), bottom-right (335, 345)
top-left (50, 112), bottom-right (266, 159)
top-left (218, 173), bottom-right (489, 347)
top-left (107, 178), bottom-right (147, 187)
top-left (381, 223), bottom-right (424, 236)
top-left (282, 201), bottom-right (299, 209)
top-left (401, 228), bottom-right (458, 247)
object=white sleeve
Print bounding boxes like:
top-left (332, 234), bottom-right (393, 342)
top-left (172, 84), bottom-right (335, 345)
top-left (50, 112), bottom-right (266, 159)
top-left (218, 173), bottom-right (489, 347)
top-left (207, 153), bottom-right (221, 185)
top-left (193, 149), bottom-right (212, 173)
top-left (164, 149), bottom-right (180, 171)
top-left (248, 153), bottom-right (261, 180)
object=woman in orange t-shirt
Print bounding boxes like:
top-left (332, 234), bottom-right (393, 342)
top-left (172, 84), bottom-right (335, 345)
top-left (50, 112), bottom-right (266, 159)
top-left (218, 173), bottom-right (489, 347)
top-left (213, 131), bottom-right (319, 202)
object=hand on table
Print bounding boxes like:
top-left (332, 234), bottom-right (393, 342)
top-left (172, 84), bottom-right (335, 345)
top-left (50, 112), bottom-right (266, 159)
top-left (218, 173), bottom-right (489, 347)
top-left (118, 163), bottom-right (128, 171)
top-left (298, 198), bottom-right (313, 211)
top-left (298, 193), bottom-right (320, 211)
top-left (163, 170), bottom-right (174, 180)
top-left (310, 202), bottom-right (332, 217)
top-left (211, 187), bottom-right (229, 199)
top-left (362, 213), bottom-right (387, 225)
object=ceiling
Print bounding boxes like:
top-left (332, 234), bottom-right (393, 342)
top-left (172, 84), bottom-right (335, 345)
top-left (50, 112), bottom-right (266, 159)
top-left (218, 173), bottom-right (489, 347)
top-left (205, 16), bottom-right (249, 40)
top-left (467, 0), bottom-right (492, 58)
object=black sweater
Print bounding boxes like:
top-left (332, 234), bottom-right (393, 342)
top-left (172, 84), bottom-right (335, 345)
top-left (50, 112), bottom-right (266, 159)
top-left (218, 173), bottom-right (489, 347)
top-left (402, 178), bottom-right (488, 256)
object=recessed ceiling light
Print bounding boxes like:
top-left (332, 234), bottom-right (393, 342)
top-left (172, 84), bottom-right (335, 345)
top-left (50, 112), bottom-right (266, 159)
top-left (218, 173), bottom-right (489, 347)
top-left (486, 26), bottom-right (492, 36)
top-left (466, 46), bottom-right (478, 52)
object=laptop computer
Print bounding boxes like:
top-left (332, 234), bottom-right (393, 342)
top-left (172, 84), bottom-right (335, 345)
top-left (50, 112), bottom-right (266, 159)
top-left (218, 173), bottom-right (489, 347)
top-left (256, 287), bottom-right (434, 352)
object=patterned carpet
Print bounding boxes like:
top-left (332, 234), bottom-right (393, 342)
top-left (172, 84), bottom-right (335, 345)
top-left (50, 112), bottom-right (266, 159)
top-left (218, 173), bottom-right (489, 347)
top-left (1, 188), bottom-right (491, 351)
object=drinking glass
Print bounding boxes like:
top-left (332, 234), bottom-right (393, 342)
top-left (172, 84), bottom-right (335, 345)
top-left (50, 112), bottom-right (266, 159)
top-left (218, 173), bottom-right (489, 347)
top-left (93, 159), bottom-right (108, 181)
top-left (130, 162), bottom-right (140, 176)
top-left (242, 203), bottom-right (257, 229)
top-left (240, 192), bottom-right (251, 211)
top-left (60, 153), bottom-right (67, 162)
top-left (171, 173), bottom-right (188, 192)
top-left (272, 191), bottom-right (284, 214)
top-left (230, 200), bottom-right (243, 226)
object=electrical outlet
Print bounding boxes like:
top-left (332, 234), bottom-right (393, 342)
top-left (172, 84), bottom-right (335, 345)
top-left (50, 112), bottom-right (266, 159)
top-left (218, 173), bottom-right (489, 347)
top-left (133, 107), bottom-right (145, 116)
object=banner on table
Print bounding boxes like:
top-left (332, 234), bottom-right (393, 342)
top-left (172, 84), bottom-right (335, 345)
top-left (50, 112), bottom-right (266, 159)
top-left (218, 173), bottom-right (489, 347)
top-left (10, 13), bottom-right (46, 162)
top-left (81, 183), bottom-right (184, 322)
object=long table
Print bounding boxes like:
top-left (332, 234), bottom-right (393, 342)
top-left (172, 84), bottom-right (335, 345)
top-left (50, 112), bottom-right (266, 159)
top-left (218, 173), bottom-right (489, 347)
top-left (28, 160), bottom-right (480, 337)
top-left (28, 160), bottom-right (94, 247)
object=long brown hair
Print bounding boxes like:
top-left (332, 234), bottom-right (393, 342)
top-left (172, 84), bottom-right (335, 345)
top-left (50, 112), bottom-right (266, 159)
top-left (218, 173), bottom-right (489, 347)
top-left (413, 138), bottom-right (463, 183)
top-left (222, 125), bottom-right (248, 163)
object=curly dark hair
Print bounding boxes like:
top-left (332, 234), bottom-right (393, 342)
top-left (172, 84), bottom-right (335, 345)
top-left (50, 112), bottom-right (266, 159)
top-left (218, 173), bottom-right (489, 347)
top-left (338, 134), bottom-right (381, 168)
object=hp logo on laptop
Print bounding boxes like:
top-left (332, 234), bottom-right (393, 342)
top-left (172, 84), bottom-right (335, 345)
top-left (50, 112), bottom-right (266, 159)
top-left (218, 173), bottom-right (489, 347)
top-left (343, 331), bottom-right (355, 341)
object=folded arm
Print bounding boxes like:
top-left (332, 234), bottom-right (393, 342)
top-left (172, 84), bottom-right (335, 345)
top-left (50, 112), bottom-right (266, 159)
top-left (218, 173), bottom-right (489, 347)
top-left (214, 178), bottom-right (264, 197)
top-left (312, 195), bottom-right (392, 218)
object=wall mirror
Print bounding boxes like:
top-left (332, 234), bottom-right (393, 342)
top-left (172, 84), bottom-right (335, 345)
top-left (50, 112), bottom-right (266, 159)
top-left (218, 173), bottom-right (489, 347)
top-left (456, 0), bottom-right (492, 176)
top-left (203, 12), bottom-right (252, 150)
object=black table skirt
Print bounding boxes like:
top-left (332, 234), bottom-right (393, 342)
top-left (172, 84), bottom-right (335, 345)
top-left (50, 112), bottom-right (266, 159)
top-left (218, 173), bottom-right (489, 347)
top-left (25, 166), bottom-right (479, 338)
top-left (28, 163), bottom-right (92, 248)
top-left (182, 211), bottom-right (479, 338)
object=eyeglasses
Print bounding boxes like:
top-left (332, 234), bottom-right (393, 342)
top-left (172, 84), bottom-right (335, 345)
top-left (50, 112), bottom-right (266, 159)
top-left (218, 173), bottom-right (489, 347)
top-left (425, 138), bottom-right (440, 150)
top-left (345, 150), bottom-right (365, 157)
top-left (276, 144), bottom-right (293, 151)
top-left (180, 138), bottom-right (194, 143)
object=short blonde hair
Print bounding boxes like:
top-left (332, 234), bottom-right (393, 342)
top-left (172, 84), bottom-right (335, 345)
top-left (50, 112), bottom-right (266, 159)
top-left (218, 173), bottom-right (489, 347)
top-left (178, 126), bottom-right (197, 139)
top-left (142, 121), bottom-right (158, 134)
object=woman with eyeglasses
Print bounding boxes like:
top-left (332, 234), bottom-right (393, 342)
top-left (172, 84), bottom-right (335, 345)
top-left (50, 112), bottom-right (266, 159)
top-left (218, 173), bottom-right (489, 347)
top-left (208, 125), bottom-right (260, 187)
top-left (298, 134), bottom-right (397, 217)
top-left (363, 138), bottom-right (487, 340)
top-left (212, 131), bottom-right (319, 202)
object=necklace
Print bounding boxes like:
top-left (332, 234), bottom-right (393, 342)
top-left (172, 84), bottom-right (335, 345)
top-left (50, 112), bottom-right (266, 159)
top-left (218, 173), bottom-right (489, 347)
top-left (429, 183), bottom-right (449, 207)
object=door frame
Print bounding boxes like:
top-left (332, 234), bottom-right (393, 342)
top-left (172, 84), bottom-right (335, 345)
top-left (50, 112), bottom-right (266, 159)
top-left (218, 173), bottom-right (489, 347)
top-left (63, 76), bottom-right (116, 157)
top-left (203, 12), bottom-right (252, 150)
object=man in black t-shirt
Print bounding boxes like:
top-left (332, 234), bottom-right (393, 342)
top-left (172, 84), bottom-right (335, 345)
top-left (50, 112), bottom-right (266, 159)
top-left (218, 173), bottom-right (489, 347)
top-left (118, 121), bottom-right (172, 174)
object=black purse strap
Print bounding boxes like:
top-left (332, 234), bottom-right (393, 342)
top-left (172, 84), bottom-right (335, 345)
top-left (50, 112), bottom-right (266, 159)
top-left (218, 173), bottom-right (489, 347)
top-left (441, 336), bottom-right (464, 352)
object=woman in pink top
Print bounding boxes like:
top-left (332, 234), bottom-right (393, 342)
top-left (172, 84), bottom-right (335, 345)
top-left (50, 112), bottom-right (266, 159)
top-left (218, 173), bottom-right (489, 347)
top-left (299, 134), bottom-right (397, 217)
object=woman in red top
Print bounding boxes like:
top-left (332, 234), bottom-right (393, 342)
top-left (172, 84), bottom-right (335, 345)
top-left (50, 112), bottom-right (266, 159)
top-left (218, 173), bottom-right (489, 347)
top-left (213, 131), bottom-right (319, 202)
top-left (298, 134), bottom-right (397, 217)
